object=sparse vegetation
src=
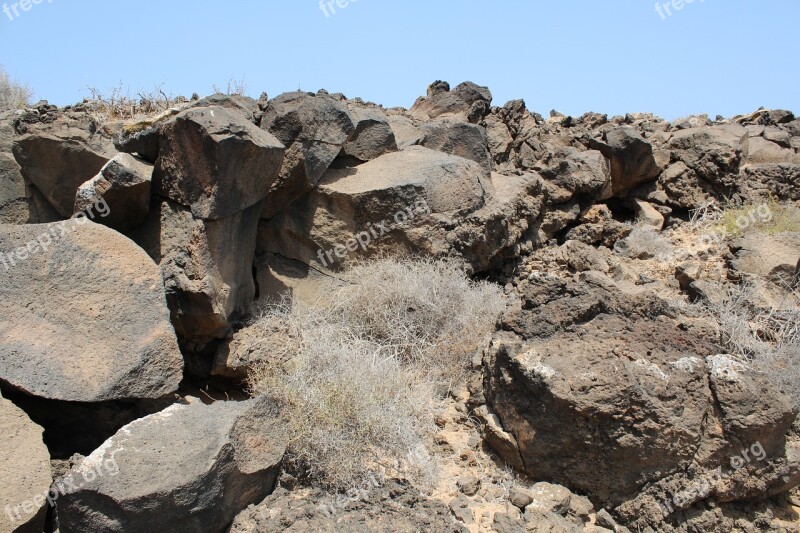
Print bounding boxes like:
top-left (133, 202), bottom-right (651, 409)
top-left (617, 226), bottom-right (676, 261)
top-left (84, 83), bottom-right (181, 120)
top-left (0, 66), bottom-right (33, 112)
top-left (212, 76), bottom-right (248, 96)
top-left (247, 257), bottom-right (506, 492)
top-left (690, 198), bottom-right (800, 237)
top-left (704, 282), bottom-right (800, 407)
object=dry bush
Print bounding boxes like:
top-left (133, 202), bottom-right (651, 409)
top-left (329, 257), bottom-right (507, 384)
top-left (704, 282), bottom-right (800, 407)
top-left (84, 83), bottom-right (180, 120)
top-left (690, 198), bottom-right (800, 237)
top-left (247, 257), bottom-right (506, 492)
top-left (0, 66), bottom-right (33, 112)
top-left (616, 226), bottom-right (675, 261)
top-left (212, 76), bottom-right (247, 96)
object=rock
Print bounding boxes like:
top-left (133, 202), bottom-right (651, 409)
top-left (729, 232), bottom-right (800, 284)
top-left (410, 80), bottom-right (491, 122)
top-left (340, 104), bottom-right (397, 163)
top-left (0, 392), bottom-right (52, 533)
top-left (589, 127), bottom-right (661, 195)
top-left (154, 106), bottom-right (284, 220)
top-left (0, 221), bottom-right (183, 403)
top-left (633, 199), bottom-right (665, 231)
top-left (419, 121), bottom-right (492, 175)
top-left (526, 482), bottom-right (573, 515)
top-left (457, 474), bottom-right (481, 496)
top-left (595, 509), bottom-right (618, 530)
top-left (252, 252), bottom-right (346, 308)
top-left (491, 512), bottom-right (527, 533)
top-left (0, 112), bottom-right (37, 224)
top-left (56, 398), bottom-right (287, 533)
top-left (74, 153), bottom-right (153, 230)
top-left (743, 135), bottom-right (800, 165)
top-left (258, 91), bottom-right (354, 219)
top-left (509, 487), bottom-right (534, 509)
top-left (231, 482), bottom-right (466, 533)
top-left (667, 125), bottom-right (746, 195)
top-left (258, 146), bottom-right (485, 271)
top-left (12, 112), bottom-right (116, 217)
top-left (481, 277), bottom-right (798, 520)
top-left (539, 148), bottom-right (613, 202)
top-left (387, 113), bottom-right (423, 149)
top-left (127, 196), bottom-right (262, 348)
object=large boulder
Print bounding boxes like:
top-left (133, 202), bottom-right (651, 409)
top-left (0, 221), bottom-right (183, 403)
top-left (127, 196), bottom-right (262, 349)
top-left (667, 125), bottom-right (747, 192)
top-left (419, 121), bottom-right (492, 175)
top-left (74, 153), bottom-right (153, 230)
top-left (340, 103), bottom-right (398, 163)
top-left (55, 398), bottom-right (287, 533)
top-left (259, 148), bottom-right (544, 280)
top-left (410, 80), bottom-right (492, 123)
top-left (0, 112), bottom-right (33, 224)
top-left (154, 106), bottom-right (284, 220)
top-left (538, 147), bottom-right (613, 202)
top-left (12, 112), bottom-right (116, 217)
top-left (478, 277), bottom-right (799, 529)
top-left (0, 392), bottom-right (52, 533)
top-left (257, 146), bottom-right (486, 271)
top-left (588, 127), bottom-right (661, 195)
top-left (258, 91), bottom-right (355, 219)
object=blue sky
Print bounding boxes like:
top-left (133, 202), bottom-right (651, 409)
top-left (0, 0), bottom-right (797, 120)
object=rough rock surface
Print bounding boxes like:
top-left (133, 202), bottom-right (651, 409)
top-left (127, 196), bottom-right (262, 348)
top-left (0, 392), bottom-right (52, 533)
top-left (56, 398), bottom-right (287, 533)
top-left (154, 106), bottom-right (284, 220)
top-left (230, 482), bottom-right (466, 533)
top-left (12, 110), bottom-right (116, 217)
top-left (74, 153), bottom-right (153, 230)
top-left (477, 276), bottom-right (799, 530)
top-left (258, 91), bottom-right (354, 219)
top-left (0, 221), bottom-right (183, 402)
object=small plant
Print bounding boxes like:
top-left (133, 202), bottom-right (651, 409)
top-left (703, 282), bottom-right (800, 407)
top-left (692, 198), bottom-right (800, 238)
top-left (616, 226), bottom-right (675, 261)
top-left (247, 257), bottom-right (506, 493)
top-left (212, 76), bottom-right (247, 96)
top-left (0, 66), bottom-right (33, 112)
top-left (84, 83), bottom-right (179, 120)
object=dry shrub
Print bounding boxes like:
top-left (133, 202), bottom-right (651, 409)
top-left (0, 66), bottom-right (32, 112)
top-left (84, 83), bottom-right (181, 120)
top-left (616, 226), bottom-right (675, 261)
top-left (247, 257), bottom-right (506, 492)
top-left (704, 282), bottom-right (800, 407)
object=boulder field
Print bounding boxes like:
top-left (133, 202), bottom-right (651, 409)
top-left (1, 81), bottom-right (799, 532)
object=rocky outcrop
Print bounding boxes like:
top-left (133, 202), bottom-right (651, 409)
top-left (56, 398), bottom-right (287, 533)
top-left (477, 276), bottom-right (799, 530)
top-left (0, 392), bottom-right (52, 533)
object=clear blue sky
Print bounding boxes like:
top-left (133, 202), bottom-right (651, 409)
top-left (0, 0), bottom-right (797, 120)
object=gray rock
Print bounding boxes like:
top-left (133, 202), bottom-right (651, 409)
top-left (457, 474), bottom-right (481, 496)
top-left (127, 196), bottom-right (262, 348)
top-left (154, 106), bottom-right (284, 220)
top-left (56, 398), bottom-right (287, 533)
top-left (74, 153), bottom-right (153, 230)
top-left (419, 121), bottom-right (492, 175)
top-left (259, 91), bottom-right (354, 219)
top-left (12, 112), bottom-right (116, 217)
top-left (341, 104), bottom-right (397, 162)
top-left (0, 221), bottom-right (183, 402)
top-left (0, 392), bottom-right (52, 533)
